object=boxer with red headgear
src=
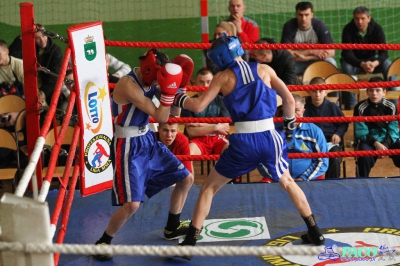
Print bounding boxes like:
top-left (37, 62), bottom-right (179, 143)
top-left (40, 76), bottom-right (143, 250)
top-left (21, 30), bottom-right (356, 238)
top-left (93, 48), bottom-right (194, 261)
top-left (139, 48), bottom-right (169, 86)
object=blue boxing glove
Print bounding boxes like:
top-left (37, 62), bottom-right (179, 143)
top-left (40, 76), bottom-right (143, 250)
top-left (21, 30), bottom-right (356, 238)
top-left (282, 115), bottom-right (296, 143)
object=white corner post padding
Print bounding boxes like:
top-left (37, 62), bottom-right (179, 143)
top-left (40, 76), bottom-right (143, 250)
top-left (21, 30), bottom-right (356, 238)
top-left (0, 193), bottom-right (53, 266)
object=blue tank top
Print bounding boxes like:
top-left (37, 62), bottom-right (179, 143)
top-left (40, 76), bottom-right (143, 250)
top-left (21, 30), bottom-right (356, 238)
top-left (112, 69), bottom-right (157, 127)
top-left (223, 61), bottom-right (277, 123)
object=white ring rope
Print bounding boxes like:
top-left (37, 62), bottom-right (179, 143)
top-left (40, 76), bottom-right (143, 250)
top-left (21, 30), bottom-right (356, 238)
top-left (0, 242), bottom-right (398, 257)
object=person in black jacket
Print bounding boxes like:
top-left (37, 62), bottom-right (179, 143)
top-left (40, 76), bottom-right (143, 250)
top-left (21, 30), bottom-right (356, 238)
top-left (250, 38), bottom-right (297, 85)
top-left (35, 24), bottom-right (63, 106)
top-left (340, 6), bottom-right (392, 110)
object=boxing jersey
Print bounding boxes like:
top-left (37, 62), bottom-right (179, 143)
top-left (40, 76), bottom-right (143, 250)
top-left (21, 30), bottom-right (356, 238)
top-left (111, 69), bottom-right (157, 127)
top-left (223, 61), bottom-right (277, 123)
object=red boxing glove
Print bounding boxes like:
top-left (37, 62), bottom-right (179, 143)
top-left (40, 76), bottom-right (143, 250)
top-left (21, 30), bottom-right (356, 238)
top-left (172, 54), bottom-right (194, 93)
top-left (158, 63), bottom-right (183, 106)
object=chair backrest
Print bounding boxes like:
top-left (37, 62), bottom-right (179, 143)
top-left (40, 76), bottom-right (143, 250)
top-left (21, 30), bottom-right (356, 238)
top-left (0, 95), bottom-right (25, 114)
top-left (325, 73), bottom-right (358, 93)
top-left (0, 128), bottom-right (17, 151)
top-left (14, 109), bottom-right (26, 134)
top-left (302, 61), bottom-right (338, 84)
top-left (387, 57), bottom-right (400, 80)
top-left (45, 126), bottom-right (74, 146)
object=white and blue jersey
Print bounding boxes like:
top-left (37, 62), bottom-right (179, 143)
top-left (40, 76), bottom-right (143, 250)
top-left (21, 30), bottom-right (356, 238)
top-left (215, 61), bottom-right (289, 181)
top-left (110, 69), bottom-right (189, 205)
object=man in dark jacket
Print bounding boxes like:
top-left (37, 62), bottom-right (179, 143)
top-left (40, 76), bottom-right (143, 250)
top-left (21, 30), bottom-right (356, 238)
top-left (250, 38), bottom-right (297, 85)
top-left (35, 24), bottom-right (63, 105)
top-left (340, 6), bottom-right (391, 109)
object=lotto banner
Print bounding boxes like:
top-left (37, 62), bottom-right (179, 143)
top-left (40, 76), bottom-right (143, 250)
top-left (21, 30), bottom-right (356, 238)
top-left (67, 22), bottom-right (113, 197)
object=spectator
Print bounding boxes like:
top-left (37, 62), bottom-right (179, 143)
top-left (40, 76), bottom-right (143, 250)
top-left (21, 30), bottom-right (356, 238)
top-left (155, 121), bottom-right (192, 173)
top-left (281, 1), bottom-right (336, 75)
top-left (0, 39), bottom-right (24, 96)
top-left (259, 93), bottom-right (328, 182)
top-left (180, 68), bottom-right (231, 178)
top-left (106, 53), bottom-right (132, 84)
top-left (35, 24), bottom-right (63, 106)
top-left (304, 77), bottom-right (349, 178)
top-left (353, 77), bottom-right (400, 177)
top-left (250, 38), bottom-right (297, 85)
top-left (226, 0), bottom-right (259, 44)
top-left (8, 36), bottom-right (22, 59)
top-left (206, 21), bottom-right (238, 75)
top-left (341, 6), bottom-right (392, 110)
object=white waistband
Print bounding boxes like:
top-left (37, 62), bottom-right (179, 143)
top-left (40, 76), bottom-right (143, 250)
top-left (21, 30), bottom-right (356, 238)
top-left (115, 125), bottom-right (149, 138)
top-left (234, 118), bottom-right (274, 134)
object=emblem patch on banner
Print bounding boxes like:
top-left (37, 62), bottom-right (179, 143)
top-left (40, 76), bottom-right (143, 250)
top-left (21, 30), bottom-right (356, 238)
top-left (84, 134), bottom-right (112, 173)
top-left (84, 35), bottom-right (96, 61)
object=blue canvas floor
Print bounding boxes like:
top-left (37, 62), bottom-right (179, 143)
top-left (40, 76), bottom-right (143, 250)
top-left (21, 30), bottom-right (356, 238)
top-left (46, 178), bottom-right (400, 266)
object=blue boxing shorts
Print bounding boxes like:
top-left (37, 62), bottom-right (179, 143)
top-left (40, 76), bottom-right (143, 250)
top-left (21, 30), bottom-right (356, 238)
top-left (215, 129), bottom-right (289, 181)
top-left (111, 130), bottom-right (190, 205)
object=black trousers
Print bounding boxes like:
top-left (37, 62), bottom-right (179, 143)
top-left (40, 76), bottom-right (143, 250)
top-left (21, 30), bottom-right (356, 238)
top-left (356, 140), bottom-right (400, 177)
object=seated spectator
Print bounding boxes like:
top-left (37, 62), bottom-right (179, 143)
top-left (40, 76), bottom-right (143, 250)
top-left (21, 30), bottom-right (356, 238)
top-left (281, 1), bottom-right (336, 75)
top-left (206, 21), bottom-right (238, 75)
top-left (226, 0), bottom-right (259, 44)
top-left (354, 77), bottom-right (400, 177)
top-left (155, 121), bottom-right (192, 173)
top-left (8, 35), bottom-right (22, 59)
top-left (106, 53), bottom-right (132, 84)
top-left (259, 93), bottom-right (328, 182)
top-left (180, 68), bottom-right (231, 177)
top-left (304, 77), bottom-right (349, 178)
top-left (250, 38), bottom-right (297, 85)
top-left (341, 6), bottom-right (392, 110)
top-left (0, 39), bottom-right (24, 96)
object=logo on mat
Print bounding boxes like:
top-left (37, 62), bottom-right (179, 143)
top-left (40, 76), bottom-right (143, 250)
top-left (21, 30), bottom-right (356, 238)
top-left (260, 227), bottom-right (400, 265)
top-left (179, 217), bottom-right (270, 243)
top-left (84, 35), bottom-right (96, 61)
top-left (84, 134), bottom-right (112, 173)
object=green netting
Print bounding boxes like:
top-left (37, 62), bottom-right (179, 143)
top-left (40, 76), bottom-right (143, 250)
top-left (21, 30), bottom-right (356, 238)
top-left (1, 0), bottom-right (400, 71)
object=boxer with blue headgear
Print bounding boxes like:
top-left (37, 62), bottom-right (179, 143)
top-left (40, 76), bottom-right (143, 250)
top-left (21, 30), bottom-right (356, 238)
top-left (207, 33), bottom-right (244, 70)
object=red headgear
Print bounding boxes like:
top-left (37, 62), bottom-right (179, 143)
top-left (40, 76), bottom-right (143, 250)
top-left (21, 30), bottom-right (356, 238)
top-left (139, 49), bottom-right (162, 86)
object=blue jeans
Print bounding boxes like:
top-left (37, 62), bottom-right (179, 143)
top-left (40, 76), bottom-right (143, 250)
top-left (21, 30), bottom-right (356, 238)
top-left (340, 57), bottom-right (392, 109)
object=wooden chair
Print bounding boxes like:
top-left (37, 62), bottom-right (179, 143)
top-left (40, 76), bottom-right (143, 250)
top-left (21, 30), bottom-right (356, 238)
top-left (0, 94), bottom-right (25, 114)
top-left (301, 61), bottom-right (338, 85)
top-left (42, 126), bottom-right (75, 180)
top-left (387, 57), bottom-right (400, 91)
top-left (325, 73), bottom-right (358, 109)
top-left (387, 57), bottom-right (400, 80)
top-left (13, 109), bottom-right (26, 146)
top-left (0, 128), bottom-right (21, 191)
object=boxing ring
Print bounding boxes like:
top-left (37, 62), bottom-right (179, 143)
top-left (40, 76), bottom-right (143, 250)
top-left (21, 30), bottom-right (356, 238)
top-left (2, 2), bottom-right (400, 266)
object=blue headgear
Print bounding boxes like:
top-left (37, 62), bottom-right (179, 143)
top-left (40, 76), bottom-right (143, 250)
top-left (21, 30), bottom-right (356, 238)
top-left (207, 33), bottom-right (244, 70)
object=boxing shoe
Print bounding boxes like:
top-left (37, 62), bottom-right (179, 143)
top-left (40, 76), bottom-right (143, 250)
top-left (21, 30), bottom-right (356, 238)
top-left (164, 219), bottom-right (190, 240)
top-left (301, 214), bottom-right (325, 245)
top-left (175, 223), bottom-right (203, 261)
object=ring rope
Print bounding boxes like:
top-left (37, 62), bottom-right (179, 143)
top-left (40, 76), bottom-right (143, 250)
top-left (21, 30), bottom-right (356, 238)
top-left (105, 40), bottom-right (400, 51)
top-left (1, 241), bottom-right (397, 257)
